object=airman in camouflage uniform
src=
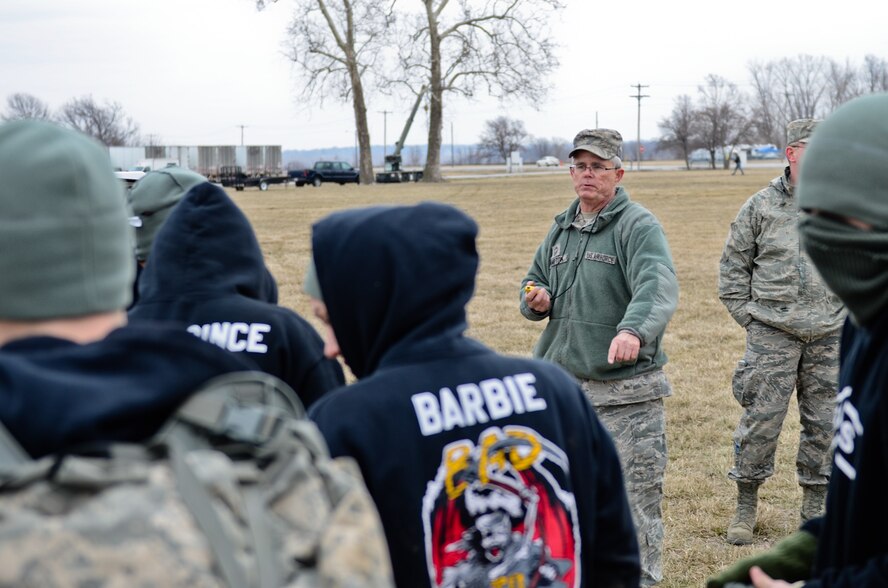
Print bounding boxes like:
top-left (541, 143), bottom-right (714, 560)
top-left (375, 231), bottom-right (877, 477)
top-left (521, 129), bottom-right (679, 586)
top-left (717, 118), bottom-right (845, 545)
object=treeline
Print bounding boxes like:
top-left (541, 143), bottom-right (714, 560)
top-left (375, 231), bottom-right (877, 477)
top-left (2, 93), bottom-right (140, 147)
top-left (658, 54), bottom-right (888, 169)
top-left (477, 54), bottom-right (888, 168)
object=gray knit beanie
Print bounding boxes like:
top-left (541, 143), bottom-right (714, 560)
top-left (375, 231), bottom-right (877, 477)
top-left (128, 167), bottom-right (207, 261)
top-left (0, 120), bottom-right (134, 319)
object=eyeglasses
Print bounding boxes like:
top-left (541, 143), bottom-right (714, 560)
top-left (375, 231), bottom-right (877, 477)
top-left (570, 163), bottom-right (616, 174)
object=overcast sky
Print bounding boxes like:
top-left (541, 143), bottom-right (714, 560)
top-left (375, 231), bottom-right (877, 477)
top-left (2, 0), bottom-right (886, 151)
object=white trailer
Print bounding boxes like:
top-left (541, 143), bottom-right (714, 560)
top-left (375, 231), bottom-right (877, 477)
top-left (109, 145), bottom-right (283, 179)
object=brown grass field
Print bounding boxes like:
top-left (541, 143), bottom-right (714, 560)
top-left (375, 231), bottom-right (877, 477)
top-left (228, 163), bottom-right (803, 587)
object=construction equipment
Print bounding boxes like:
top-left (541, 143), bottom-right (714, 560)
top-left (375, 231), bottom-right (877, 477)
top-left (376, 87), bottom-right (426, 183)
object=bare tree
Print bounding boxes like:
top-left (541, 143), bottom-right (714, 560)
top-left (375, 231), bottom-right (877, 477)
top-left (394, 0), bottom-right (562, 181)
top-left (750, 54), bottom-right (888, 148)
top-left (257, 0), bottom-right (394, 184)
top-left (748, 55), bottom-right (835, 146)
top-left (861, 54), bottom-right (888, 93)
top-left (778, 55), bottom-right (829, 120)
top-left (657, 94), bottom-right (698, 170)
top-left (478, 116), bottom-right (526, 162)
top-left (2, 93), bottom-right (52, 122)
top-left (747, 60), bottom-right (785, 146)
top-left (824, 57), bottom-right (863, 112)
top-left (57, 96), bottom-right (140, 146)
top-left (695, 75), bottom-right (752, 169)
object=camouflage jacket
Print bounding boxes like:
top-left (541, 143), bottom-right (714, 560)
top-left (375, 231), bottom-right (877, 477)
top-left (718, 168), bottom-right (845, 339)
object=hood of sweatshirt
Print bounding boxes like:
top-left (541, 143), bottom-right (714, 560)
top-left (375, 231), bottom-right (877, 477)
top-left (135, 182), bottom-right (277, 304)
top-left (311, 202), bottom-right (478, 379)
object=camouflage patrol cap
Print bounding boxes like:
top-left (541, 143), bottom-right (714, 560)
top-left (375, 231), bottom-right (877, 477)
top-left (786, 118), bottom-right (820, 146)
top-left (569, 128), bottom-right (623, 160)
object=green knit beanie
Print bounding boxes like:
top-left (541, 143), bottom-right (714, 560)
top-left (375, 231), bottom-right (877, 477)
top-left (128, 167), bottom-right (207, 261)
top-left (797, 92), bottom-right (888, 326)
top-left (0, 120), bottom-right (134, 320)
top-left (798, 92), bottom-right (888, 228)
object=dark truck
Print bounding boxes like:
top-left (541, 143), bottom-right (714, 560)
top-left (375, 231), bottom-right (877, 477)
top-left (289, 161), bottom-right (360, 187)
top-left (218, 165), bottom-right (289, 191)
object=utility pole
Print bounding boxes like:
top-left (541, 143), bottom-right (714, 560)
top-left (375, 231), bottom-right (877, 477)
top-left (237, 125), bottom-right (247, 146)
top-left (785, 92), bottom-right (795, 120)
top-left (450, 120), bottom-right (454, 167)
top-left (378, 110), bottom-right (391, 157)
top-left (629, 84), bottom-right (649, 170)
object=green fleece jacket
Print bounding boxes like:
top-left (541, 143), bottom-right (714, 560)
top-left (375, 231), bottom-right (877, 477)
top-left (521, 187), bottom-right (679, 383)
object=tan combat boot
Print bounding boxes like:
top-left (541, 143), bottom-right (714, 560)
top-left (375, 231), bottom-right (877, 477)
top-left (726, 481), bottom-right (760, 545)
top-left (801, 485), bottom-right (827, 523)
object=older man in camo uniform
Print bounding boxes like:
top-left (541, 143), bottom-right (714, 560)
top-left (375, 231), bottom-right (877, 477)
top-left (717, 118), bottom-right (845, 546)
top-left (521, 129), bottom-right (679, 586)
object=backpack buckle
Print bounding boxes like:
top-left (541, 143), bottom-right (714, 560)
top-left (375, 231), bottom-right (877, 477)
top-left (218, 403), bottom-right (284, 445)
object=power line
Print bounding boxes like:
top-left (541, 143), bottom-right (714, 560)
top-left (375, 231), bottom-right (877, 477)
top-left (629, 84), bottom-right (650, 170)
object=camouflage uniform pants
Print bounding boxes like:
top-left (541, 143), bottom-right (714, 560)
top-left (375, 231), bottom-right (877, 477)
top-left (728, 320), bottom-right (840, 486)
top-left (582, 372), bottom-right (668, 587)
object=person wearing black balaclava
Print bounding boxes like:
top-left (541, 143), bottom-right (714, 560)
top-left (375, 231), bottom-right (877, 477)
top-left (707, 92), bottom-right (888, 588)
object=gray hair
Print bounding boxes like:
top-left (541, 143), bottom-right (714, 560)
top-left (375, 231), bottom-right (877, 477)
top-left (569, 155), bottom-right (623, 169)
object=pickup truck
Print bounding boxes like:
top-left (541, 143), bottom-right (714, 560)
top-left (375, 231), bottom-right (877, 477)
top-left (289, 161), bottom-right (360, 187)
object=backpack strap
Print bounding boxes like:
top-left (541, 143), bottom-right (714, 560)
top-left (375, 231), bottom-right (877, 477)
top-left (158, 371), bottom-right (307, 588)
top-left (166, 424), bottom-right (254, 588)
top-left (0, 419), bottom-right (29, 469)
top-left (243, 479), bottom-right (282, 588)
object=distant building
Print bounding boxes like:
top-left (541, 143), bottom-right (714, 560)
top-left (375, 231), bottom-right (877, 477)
top-left (109, 145), bottom-right (282, 178)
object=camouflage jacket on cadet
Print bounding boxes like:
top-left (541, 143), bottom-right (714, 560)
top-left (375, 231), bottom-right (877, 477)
top-left (718, 167), bottom-right (845, 339)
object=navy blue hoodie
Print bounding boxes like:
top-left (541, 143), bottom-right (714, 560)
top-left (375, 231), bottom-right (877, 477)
top-left (0, 323), bottom-right (257, 458)
top-left (129, 183), bottom-right (344, 409)
top-left (308, 202), bottom-right (640, 588)
top-left (802, 313), bottom-right (888, 587)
